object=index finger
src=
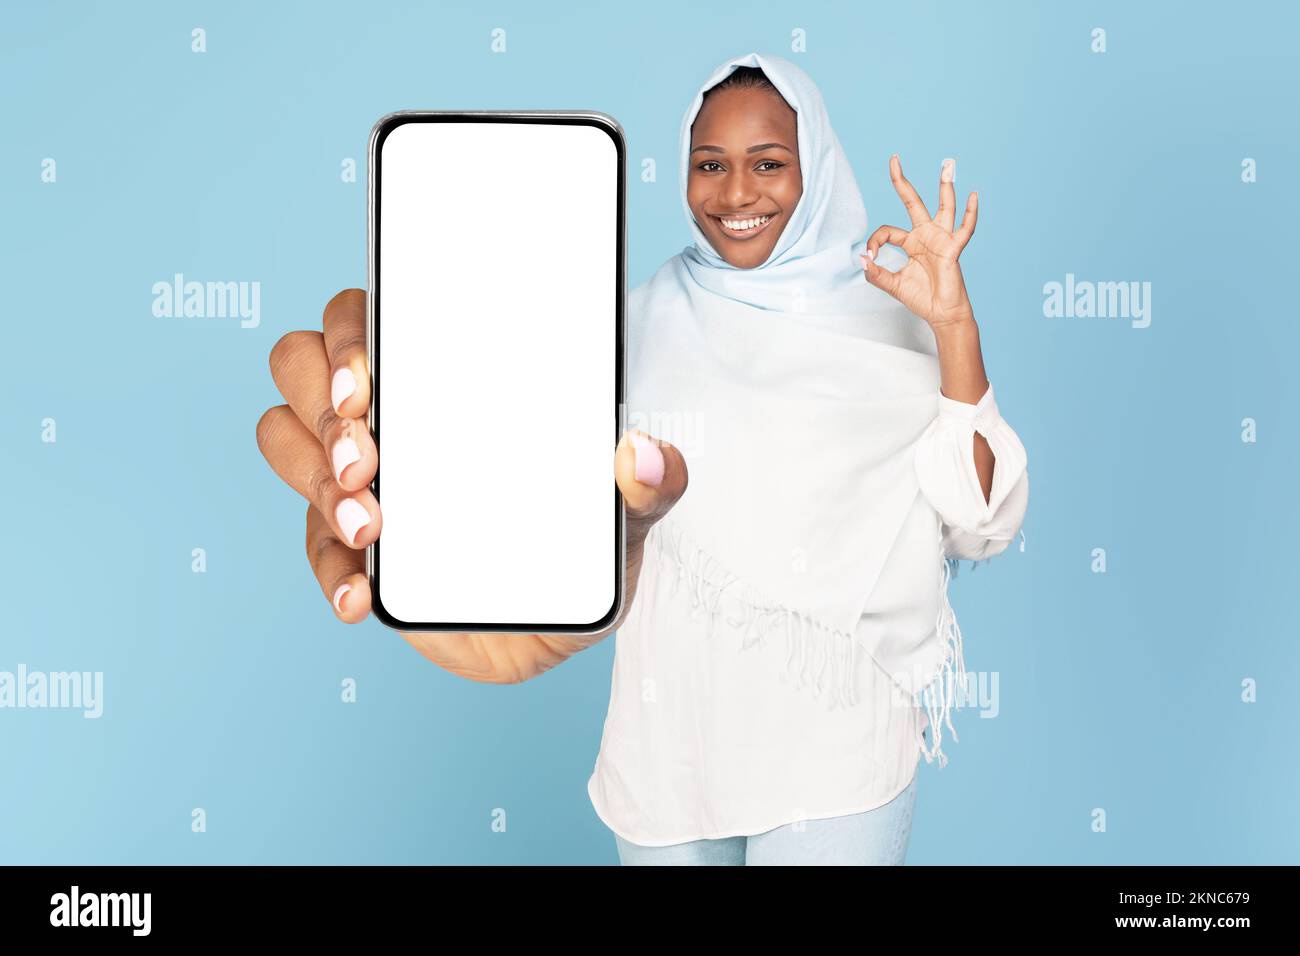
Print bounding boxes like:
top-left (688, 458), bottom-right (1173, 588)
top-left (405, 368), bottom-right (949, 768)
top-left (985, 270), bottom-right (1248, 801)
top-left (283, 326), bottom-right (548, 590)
top-left (323, 289), bottom-right (371, 418)
top-left (889, 154), bottom-right (932, 228)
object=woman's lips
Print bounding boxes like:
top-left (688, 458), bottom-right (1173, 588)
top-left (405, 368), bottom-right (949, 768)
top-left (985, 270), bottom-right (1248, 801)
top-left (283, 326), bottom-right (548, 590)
top-left (712, 212), bottom-right (778, 241)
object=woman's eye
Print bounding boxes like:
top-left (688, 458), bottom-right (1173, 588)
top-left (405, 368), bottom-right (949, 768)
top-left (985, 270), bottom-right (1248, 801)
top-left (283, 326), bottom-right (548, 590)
top-left (695, 160), bottom-right (784, 173)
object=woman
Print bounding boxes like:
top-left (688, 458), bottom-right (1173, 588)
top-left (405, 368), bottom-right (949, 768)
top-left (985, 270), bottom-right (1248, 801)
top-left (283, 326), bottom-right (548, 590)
top-left (255, 51), bottom-right (1028, 866)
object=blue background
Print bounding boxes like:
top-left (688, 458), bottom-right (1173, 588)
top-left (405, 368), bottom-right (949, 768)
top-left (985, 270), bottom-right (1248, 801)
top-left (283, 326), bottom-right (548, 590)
top-left (3, 0), bottom-right (1296, 864)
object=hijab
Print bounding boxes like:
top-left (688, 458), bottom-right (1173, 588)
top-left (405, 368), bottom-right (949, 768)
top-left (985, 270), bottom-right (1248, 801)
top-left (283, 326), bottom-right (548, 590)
top-left (626, 52), bottom-right (967, 766)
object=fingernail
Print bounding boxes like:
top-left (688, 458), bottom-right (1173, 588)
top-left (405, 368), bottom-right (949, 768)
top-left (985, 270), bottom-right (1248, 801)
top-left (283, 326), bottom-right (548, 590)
top-left (941, 158), bottom-right (956, 183)
top-left (865, 248), bottom-right (876, 262)
top-left (333, 582), bottom-right (352, 613)
top-left (331, 367), bottom-right (357, 413)
top-left (629, 432), bottom-right (664, 487)
top-left (336, 498), bottom-right (371, 545)
top-left (332, 436), bottom-right (362, 481)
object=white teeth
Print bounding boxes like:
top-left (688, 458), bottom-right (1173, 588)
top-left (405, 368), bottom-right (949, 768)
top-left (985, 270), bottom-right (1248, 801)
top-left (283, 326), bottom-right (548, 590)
top-left (720, 214), bottom-right (772, 231)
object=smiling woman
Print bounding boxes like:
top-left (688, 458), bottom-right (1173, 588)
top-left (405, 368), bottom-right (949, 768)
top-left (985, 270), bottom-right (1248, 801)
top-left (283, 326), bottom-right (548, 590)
top-left (687, 66), bottom-right (802, 268)
top-left (587, 50), bottom-right (1030, 865)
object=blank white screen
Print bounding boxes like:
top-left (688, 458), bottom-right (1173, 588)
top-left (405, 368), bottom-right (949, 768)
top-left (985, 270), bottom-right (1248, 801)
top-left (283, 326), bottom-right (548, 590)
top-left (377, 119), bottom-right (617, 626)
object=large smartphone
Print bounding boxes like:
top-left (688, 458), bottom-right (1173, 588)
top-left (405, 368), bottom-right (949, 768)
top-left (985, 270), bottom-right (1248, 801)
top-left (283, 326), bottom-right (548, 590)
top-left (366, 111), bottom-right (625, 634)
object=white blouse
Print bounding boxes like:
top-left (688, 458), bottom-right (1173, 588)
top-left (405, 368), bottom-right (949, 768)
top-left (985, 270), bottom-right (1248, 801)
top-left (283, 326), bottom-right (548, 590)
top-left (587, 382), bottom-right (1030, 847)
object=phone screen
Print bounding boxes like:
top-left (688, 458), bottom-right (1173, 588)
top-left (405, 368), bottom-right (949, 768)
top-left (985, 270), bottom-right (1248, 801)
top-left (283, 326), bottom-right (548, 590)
top-left (369, 113), bottom-right (624, 631)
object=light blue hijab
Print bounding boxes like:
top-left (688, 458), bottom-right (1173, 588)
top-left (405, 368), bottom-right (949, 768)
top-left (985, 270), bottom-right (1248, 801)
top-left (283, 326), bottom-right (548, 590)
top-left (675, 52), bottom-right (874, 314)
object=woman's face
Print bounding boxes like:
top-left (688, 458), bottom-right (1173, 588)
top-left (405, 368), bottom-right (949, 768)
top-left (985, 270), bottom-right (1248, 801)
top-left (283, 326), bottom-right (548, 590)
top-left (687, 85), bottom-right (802, 269)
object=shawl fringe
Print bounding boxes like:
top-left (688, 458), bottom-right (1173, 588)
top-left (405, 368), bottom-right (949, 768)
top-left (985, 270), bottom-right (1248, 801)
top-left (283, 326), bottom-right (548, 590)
top-left (648, 517), bottom-right (973, 768)
top-left (917, 517), bottom-right (968, 769)
top-left (650, 520), bottom-right (861, 710)
top-left (917, 527), bottom-right (1025, 765)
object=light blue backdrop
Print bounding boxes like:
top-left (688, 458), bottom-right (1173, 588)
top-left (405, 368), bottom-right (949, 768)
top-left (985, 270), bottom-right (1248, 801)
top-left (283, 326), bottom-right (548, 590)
top-left (3, 0), bottom-right (1296, 864)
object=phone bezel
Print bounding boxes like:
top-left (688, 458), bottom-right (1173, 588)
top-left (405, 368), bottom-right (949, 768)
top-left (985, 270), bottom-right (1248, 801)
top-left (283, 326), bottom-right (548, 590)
top-left (366, 110), bottom-right (627, 634)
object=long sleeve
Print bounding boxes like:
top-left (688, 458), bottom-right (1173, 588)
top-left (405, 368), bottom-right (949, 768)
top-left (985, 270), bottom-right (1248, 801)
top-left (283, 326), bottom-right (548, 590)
top-left (913, 381), bottom-right (1029, 562)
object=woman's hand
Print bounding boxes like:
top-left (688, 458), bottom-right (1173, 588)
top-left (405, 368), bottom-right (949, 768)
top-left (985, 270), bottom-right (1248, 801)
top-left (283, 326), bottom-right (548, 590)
top-left (255, 289), bottom-right (688, 684)
top-left (860, 155), bottom-right (979, 332)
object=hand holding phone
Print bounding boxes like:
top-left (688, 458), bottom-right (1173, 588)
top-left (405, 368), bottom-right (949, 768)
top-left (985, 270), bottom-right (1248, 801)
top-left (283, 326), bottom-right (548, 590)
top-left (255, 289), bottom-right (687, 680)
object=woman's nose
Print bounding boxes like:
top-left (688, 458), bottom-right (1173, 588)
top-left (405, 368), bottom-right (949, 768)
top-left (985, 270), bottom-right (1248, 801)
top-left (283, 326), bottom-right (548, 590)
top-left (722, 172), bottom-right (760, 207)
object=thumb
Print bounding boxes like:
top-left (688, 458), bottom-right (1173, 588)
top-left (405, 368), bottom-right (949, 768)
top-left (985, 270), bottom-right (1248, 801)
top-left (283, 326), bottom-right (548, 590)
top-left (860, 248), bottom-right (903, 299)
top-left (615, 429), bottom-right (688, 531)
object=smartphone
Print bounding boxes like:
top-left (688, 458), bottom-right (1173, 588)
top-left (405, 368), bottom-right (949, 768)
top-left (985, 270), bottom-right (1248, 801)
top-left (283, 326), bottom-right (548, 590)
top-left (366, 111), bottom-right (625, 633)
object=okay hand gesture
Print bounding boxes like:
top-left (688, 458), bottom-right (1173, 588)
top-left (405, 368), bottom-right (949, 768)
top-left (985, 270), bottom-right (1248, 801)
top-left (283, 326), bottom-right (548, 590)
top-left (861, 155), bottom-right (979, 331)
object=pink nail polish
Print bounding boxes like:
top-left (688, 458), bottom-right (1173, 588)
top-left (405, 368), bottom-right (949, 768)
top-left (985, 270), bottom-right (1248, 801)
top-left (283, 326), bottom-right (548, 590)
top-left (331, 367), bottom-right (357, 413)
top-left (332, 437), bottom-right (362, 482)
top-left (336, 498), bottom-right (371, 545)
top-left (333, 583), bottom-right (352, 613)
top-left (629, 432), bottom-right (664, 487)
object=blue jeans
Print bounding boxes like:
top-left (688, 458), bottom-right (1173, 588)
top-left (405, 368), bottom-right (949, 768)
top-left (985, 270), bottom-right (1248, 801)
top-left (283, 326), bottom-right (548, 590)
top-left (613, 772), bottom-right (918, 866)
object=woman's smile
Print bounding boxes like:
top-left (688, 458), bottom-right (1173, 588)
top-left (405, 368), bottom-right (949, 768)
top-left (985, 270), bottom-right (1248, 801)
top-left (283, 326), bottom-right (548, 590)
top-left (712, 211), bottom-right (779, 240)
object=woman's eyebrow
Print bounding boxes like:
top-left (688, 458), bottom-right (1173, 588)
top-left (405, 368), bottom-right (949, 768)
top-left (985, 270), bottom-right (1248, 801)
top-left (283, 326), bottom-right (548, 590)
top-left (690, 142), bottom-right (794, 155)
